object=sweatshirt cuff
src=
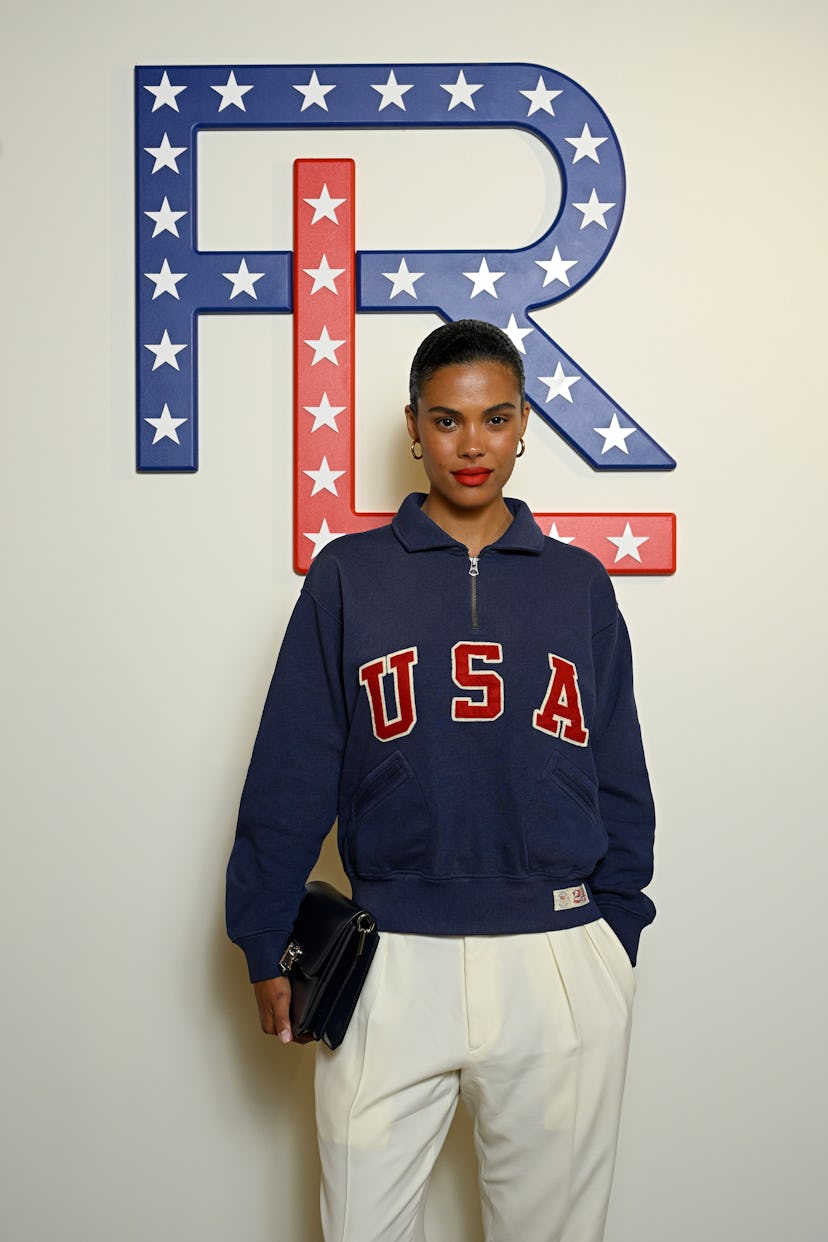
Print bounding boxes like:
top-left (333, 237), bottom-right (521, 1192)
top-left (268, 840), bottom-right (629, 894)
top-left (236, 930), bottom-right (292, 983)
top-left (594, 902), bottom-right (647, 966)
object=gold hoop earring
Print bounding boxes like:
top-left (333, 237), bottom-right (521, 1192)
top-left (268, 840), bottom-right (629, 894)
top-left (410, 441), bottom-right (423, 460)
top-left (516, 438), bottom-right (526, 458)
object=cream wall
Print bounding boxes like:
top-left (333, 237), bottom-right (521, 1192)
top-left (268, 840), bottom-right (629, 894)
top-left (2, 2), bottom-right (825, 1239)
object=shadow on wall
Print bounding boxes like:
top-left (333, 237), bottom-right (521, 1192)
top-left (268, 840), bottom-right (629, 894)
top-left (213, 827), bottom-right (484, 1241)
top-left (213, 905), bottom-right (322, 1237)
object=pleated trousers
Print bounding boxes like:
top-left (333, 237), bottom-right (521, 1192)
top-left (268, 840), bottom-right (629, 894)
top-left (314, 920), bottom-right (635, 1242)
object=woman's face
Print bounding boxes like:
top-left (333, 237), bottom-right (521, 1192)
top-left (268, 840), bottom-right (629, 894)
top-left (405, 359), bottom-right (530, 521)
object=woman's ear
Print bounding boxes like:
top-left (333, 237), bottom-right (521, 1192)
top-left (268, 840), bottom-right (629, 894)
top-left (520, 402), bottom-right (530, 436)
top-left (405, 405), bottom-right (418, 442)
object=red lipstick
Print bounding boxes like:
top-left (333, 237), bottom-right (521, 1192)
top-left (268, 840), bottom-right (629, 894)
top-left (452, 468), bottom-right (493, 487)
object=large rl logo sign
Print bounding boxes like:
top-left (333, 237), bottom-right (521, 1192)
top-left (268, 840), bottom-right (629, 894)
top-left (135, 63), bottom-right (676, 574)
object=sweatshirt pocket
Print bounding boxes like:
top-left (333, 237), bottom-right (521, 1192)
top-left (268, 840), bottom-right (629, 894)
top-left (522, 752), bottom-right (606, 873)
top-left (349, 751), bottom-right (431, 877)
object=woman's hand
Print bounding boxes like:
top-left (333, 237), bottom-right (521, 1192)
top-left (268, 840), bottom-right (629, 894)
top-left (252, 976), bottom-right (313, 1044)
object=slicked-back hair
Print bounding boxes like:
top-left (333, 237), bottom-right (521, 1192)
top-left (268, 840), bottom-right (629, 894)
top-left (408, 319), bottom-right (525, 413)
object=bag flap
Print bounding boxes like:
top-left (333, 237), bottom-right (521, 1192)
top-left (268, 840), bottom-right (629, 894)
top-left (290, 881), bottom-right (370, 975)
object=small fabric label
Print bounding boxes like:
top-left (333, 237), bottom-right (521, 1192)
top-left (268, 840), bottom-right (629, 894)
top-left (553, 884), bottom-right (590, 911)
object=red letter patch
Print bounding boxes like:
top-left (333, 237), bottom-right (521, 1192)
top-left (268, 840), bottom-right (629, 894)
top-left (451, 642), bottom-right (504, 721)
top-left (532, 654), bottom-right (589, 746)
top-left (358, 647), bottom-right (418, 742)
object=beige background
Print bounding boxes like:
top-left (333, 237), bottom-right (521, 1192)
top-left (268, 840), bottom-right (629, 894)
top-left (2, 2), bottom-right (826, 1239)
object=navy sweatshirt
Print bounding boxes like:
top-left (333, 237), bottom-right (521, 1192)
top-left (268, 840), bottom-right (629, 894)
top-left (227, 493), bottom-right (655, 982)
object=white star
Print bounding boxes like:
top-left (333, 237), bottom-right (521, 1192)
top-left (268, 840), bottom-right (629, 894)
top-left (519, 75), bottom-right (562, 117)
top-left (535, 247), bottom-right (578, 288)
top-left (304, 518), bottom-right (344, 557)
top-left (607, 522), bottom-right (649, 564)
top-left (594, 412), bottom-right (636, 455)
top-left (441, 70), bottom-right (483, 111)
top-left (573, 189), bottom-right (616, 230)
top-left (549, 523), bottom-right (575, 544)
top-left (211, 70), bottom-right (254, 112)
top-left (304, 456), bottom-right (346, 497)
top-left (144, 133), bottom-right (187, 174)
top-left (222, 258), bottom-right (265, 299)
top-left (144, 71), bottom-right (186, 112)
top-left (372, 70), bottom-right (413, 111)
top-left (304, 393), bottom-right (345, 432)
top-left (502, 314), bottom-right (534, 354)
top-left (463, 257), bottom-right (505, 299)
top-left (294, 70), bottom-right (336, 112)
top-left (303, 254), bottom-right (345, 295)
top-left (144, 329), bottom-right (187, 371)
top-left (538, 363), bottom-right (580, 403)
top-left (383, 258), bottom-right (424, 299)
top-left (564, 123), bottom-right (607, 164)
top-left (147, 259), bottom-right (191, 300)
top-left (304, 183), bottom-right (346, 224)
top-left (144, 258), bottom-right (187, 300)
top-left (145, 403), bottom-right (187, 444)
top-left (144, 197), bottom-right (187, 238)
top-left (304, 325), bottom-right (346, 366)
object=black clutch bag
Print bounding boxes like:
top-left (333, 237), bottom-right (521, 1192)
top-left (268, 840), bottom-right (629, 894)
top-left (278, 881), bottom-right (379, 1049)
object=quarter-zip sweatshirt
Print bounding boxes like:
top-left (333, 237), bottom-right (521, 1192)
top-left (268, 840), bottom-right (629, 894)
top-left (227, 493), bottom-right (656, 982)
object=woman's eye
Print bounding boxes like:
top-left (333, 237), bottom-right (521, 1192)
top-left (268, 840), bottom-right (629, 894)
top-left (437, 417), bottom-right (456, 429)
top-left (488, 416), bottom-right (506, 426)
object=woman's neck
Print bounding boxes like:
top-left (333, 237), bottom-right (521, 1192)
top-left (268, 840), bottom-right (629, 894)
top-left (421, 494), bottom-right (514, 557)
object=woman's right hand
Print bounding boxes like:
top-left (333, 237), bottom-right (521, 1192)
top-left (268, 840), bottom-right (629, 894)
top-left (252, 976), bottom-right (314, 1044)
top-left (253, 975), bottom-right (294, 1042)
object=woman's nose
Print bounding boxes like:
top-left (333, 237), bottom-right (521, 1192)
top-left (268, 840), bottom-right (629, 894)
top-left (459, 426), bottom-right (485, 458)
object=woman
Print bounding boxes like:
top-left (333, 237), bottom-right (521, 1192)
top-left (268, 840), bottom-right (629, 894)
top-left (227, 319), bottom-right (655, 1242)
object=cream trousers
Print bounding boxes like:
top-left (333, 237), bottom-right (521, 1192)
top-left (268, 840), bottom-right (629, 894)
top-left (315, 921), bottom-right (635, 1242)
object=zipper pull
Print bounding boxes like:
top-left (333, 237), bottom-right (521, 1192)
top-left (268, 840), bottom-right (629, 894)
top-left (468, 556), bottom-right (479, 577)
